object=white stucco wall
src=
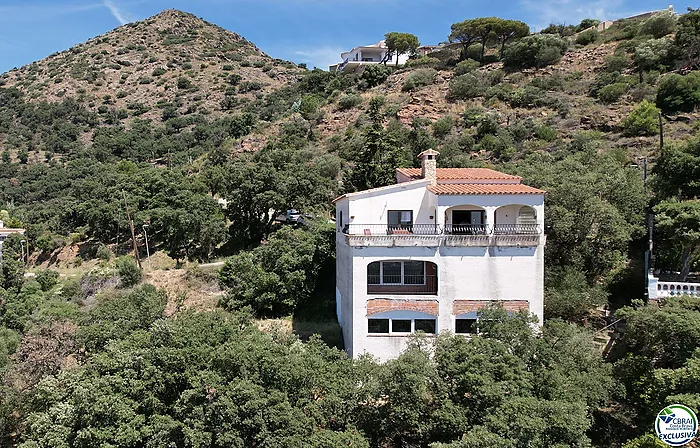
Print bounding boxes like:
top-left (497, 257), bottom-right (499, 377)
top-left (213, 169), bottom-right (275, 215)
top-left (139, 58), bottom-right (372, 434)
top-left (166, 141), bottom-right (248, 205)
top-left (346, 181), bottom-right (435, 228)
top-left (340, 48), bottom-right (411, 65)
top-left (345, 244), bottom-right (543, 361)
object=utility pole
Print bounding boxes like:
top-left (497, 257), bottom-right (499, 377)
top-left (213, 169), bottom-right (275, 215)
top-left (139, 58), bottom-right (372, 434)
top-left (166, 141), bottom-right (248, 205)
top-left (122, 190), bottom-right (142, 269)
top-left (658, 112), bottom-right (665, 151)
top-left (143, 224), bottom-right (151, 268)
top-left (640, 156), bottom-right (650, 302)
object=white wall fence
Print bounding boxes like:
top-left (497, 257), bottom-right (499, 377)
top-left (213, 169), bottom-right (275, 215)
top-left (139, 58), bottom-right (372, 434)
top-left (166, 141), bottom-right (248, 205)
top-left (648, 274), bottom-right (700, 299)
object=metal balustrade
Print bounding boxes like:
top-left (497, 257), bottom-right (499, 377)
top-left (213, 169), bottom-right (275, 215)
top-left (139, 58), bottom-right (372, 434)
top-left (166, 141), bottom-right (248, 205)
top-left (493, 224), bottom-right (541, 235)
top-left (443, 224), bottom-right (490, 235)
top-left (343, 224), bottom-right (441, 236)
top-left (343, 224), bottom-right (541, 236)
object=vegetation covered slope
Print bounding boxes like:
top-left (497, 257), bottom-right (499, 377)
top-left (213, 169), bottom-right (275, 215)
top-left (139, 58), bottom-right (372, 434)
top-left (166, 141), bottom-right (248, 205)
top-left (2, 7), bottom-right (700, 448)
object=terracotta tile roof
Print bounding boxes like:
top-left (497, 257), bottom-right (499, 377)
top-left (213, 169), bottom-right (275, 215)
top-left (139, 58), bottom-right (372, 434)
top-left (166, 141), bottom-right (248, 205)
top-left (397, 167), bottom-right (522, 181)
top-left (427, 184), bottom-right (546, 195)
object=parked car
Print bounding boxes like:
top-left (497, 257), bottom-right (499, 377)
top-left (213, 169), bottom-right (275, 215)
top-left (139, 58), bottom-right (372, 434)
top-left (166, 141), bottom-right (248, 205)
top-left (276, 209), bottom-right (308, 225)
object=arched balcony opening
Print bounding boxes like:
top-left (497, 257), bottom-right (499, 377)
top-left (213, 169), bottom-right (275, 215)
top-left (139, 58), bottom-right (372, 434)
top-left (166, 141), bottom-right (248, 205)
top-left (444, 205), bottom-right (488, 235)
top-left (367, 261), bottom-right (438, 295)
top-left (494, 205), bottom-right (540, 235)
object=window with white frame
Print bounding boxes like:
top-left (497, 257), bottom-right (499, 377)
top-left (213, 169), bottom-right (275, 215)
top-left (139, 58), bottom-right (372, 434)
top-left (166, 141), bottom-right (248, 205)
top-left (367, 261), bottom-right (426, 285)
top-left (367, 310), bottom-right (437, 335)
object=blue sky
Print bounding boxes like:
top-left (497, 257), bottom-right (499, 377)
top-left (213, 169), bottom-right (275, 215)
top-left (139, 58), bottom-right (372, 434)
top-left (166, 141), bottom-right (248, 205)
top-left (0, 0), bottom-right (683, 73)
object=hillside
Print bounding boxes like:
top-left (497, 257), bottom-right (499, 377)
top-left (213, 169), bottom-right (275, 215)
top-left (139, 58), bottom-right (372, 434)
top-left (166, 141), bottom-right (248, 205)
top-left (0, 9), bottom-right (302, 155)
top-left (2, 9), bottom-right (700, 447)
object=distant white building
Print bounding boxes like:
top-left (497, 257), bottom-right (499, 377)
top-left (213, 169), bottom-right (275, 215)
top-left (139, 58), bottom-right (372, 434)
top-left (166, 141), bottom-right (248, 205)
top-left (0, 220), bottom-right (26, 265)
top-left (329, 40), bottom-right (411, 73)
top-left (334, 150), bottom-right (546, 361)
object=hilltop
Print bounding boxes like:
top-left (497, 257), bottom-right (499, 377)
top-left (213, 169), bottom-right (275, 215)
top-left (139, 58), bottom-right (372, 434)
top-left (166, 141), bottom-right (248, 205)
top-left (0, 10), bottom-right (302, 126)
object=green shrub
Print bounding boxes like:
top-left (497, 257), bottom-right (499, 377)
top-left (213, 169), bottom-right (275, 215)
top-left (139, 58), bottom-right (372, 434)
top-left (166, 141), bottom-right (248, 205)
top-left (535, 125), bottom-right (557, 141)
top-left (463, 106), bottom-right (486, 127)
top-left (227, 74), bottom-right (242, 86)
top-left (151, 67), bottom-right (166, 76)
top-left (176, 77), bottom-right (192, 89)
top-left (603, 19), bottom-right (640, 42)
top-left (476, 113), bottom-right (501, 138)
top-left (639, 11), bottom-right (677, 38)
top-left (634, 37), bottom-right (675, 73)
top-left (656, 72), bottom-right (700, 112)
top-left (621, 100), bottom-right (660, 136)
top-left (402, 68), bottom-right (437, 91)
top-left (96, 244), bottom-right (112, 261)
top-left (629, 83), bottom-right (657, 102)
top-left (432, 116), bottom-right (454, 138)
top-left (503, 34), bottom-right (568, 69)
top-left (35, 269), bottom-right (59, 292)
top-left (602, 55), bottom-right (631, 73)
top-left (405, 56), bottom-right (440, 68)
top-left (360, 64), bottom-right (392, 89)
top-left (238, 81), bottom-right (264, 93)
top-left (116, 256), bottom-right (142, 287)
top-left (449, 73), bottom-right (487, 99)
top-left (454, 59), bottom-right (480, 76)
top-left (597, 83), bottom-right (628, 103)
top-left (337, 93), bottom-right (363, 111)
top-left (575, 29), bottom-right (599, 46)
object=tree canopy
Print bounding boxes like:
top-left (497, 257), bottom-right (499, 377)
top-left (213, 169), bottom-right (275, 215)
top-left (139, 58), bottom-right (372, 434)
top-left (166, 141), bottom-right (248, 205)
top-left (384, 32), bottom-right (420, 66)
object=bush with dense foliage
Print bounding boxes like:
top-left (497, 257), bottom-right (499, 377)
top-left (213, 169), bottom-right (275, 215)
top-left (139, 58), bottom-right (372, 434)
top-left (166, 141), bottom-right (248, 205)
top-left (218, 223), bottom-right (334, 317)
top-left (115, 256), bottom-right (142, 287)
top-left (359, 64), bottom-right (392, 89)
top-left (634, 37), bottom-right (676, 73)
top-left (336, 93), bottom-right (363, 111)
top-left (621, 100), bottom-right (660, 136)
top-left (656, 71), bottom-right (700, 112)
top-left (503, 34), bottom-right (568, 69)
top-left (638, 11), bottom-right (677, 38)
top-left (576, 29), bottom-right (599, 46)
top-left (454, 58), bottom-right (480, 75)
top-left (402, 68), bottom-right (437, 91)
top-left (597, 82), bottom-right (628, 103)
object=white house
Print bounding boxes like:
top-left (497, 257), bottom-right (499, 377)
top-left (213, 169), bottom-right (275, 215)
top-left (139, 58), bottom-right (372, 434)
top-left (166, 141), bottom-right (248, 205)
top-left (0, 220), bottom-right (26, 265)
top-left (329, 40), bottom-right (411, 73)
top-left (334, 150), bottom-right (546, 361)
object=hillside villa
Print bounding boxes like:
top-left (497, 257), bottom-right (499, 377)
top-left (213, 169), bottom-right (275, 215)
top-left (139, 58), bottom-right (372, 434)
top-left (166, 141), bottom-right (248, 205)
top-left (334, 151), bottom-right (546, 360)
top-left (329, 40), bottom-right (415, 73)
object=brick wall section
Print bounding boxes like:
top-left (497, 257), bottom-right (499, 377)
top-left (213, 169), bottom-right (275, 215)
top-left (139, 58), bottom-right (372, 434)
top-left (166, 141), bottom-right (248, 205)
top-left (367, 299), bottom-right (439, 316)
top-left (453, 300), bottom-right (529, 315)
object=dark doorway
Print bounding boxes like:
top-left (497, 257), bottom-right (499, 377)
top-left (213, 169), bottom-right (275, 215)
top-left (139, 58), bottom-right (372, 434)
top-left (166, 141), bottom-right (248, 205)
top-left (451, 210), bottom-right (486, 234)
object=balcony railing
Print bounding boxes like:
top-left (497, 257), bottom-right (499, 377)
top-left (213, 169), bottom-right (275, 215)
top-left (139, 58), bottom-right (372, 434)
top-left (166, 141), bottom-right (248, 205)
top-left (344, 224), bottom-right (440, 236)
top-left (342, 223), bottom-right (543, 247)
top-left (343, 224), bottom-right (540, 236)
top-left (367, 275), bottom-right (438, 295)
top-left (444, 224), bottom-right (489, 235)
top-left (493, 224), bottom-right (540, 235)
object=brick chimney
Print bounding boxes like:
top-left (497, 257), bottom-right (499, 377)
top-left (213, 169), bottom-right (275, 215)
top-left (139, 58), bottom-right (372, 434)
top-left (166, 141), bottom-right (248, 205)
top-left (418, 149), bottom-right (439, 185)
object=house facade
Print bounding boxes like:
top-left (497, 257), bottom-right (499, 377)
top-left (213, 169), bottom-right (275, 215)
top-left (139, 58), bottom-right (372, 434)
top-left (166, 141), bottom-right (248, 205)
top-left (334, 150), bottom-right (546, 360)
top-left (0, 220), bottom-right (26, 265)
top-left (329, 40), bottom-right (411, 73)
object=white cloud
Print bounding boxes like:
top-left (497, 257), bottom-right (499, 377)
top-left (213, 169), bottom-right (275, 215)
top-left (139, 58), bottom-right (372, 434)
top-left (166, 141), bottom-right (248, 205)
top-left (103, 0), bottom-right (132, 25)
top-left (294, 46), bottom-right (345, 70)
